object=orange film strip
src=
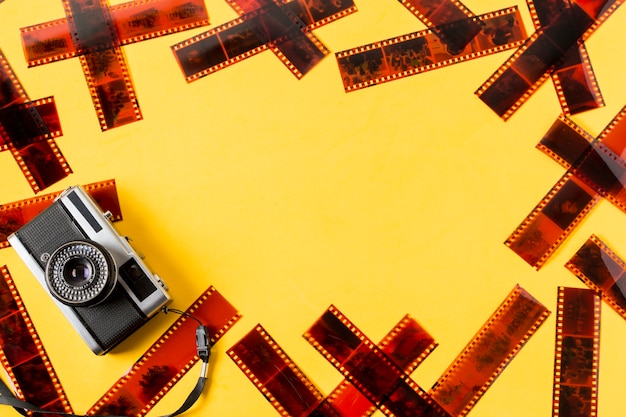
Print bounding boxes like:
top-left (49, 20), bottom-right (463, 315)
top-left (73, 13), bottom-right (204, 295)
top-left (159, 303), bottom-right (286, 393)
top-left (552, 287), bottom-right (601, 417)
top-left (566, 235), bottom-right (626, 321)
top-left (506, 105), bottom-right (626, 269)
top-left (526, 0), bottom-right (604, 116)
top-left (0, 179), bottom-right (122, 250)
top-left (87, 286), bottom-right (241, 416)
top-left (0, 49), bottom-right (71, 193)
top-left (476, 0), bottom-right (623, 120)
top-left (172, 0), bottom-right (356, 82)
top-left (0, 265), bottom-right (74, 416)
top-left (335, 7), bottom-right (527, 92)
top-left (428, 285), bottom-right (550, 417)
top-left (21, 0), bottom-right (209, 131)
top-left (229, 315), bottom-right (437, 417)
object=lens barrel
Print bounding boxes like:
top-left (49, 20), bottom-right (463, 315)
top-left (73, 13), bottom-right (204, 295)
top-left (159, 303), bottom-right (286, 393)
top-left (45, 240), bottom-right (117, 306)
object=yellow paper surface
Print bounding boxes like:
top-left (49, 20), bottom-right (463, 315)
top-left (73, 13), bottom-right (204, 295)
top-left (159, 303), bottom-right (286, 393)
top-left (0, 1), bottom-right (624, 416)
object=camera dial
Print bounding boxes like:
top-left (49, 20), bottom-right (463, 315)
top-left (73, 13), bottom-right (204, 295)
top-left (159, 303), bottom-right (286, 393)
top-left (45, 240), bottom-right (117, 307)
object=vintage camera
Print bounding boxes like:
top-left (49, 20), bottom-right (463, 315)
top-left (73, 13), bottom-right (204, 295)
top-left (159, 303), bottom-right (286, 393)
top-left (8, 185), bottom-right (171, 355)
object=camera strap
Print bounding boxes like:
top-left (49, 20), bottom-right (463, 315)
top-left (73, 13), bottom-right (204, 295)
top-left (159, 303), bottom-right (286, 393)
top-left (0, 325), bottom-right (211, 417)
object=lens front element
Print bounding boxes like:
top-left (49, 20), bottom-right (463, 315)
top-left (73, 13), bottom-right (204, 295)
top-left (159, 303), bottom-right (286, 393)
top-left (46, 240), bottom-right (117, 306)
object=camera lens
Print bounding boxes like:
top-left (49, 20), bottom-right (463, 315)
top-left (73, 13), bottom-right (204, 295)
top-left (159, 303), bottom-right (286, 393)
top-left (45, 240), bottom-right (117, 306)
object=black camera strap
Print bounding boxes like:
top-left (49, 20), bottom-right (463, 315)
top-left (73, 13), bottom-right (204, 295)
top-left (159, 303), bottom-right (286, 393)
top-left (0, 324), bottom-right (211, 417)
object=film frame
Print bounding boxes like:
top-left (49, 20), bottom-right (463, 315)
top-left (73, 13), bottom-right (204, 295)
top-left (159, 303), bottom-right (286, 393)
top-left (566, 235), bottom-right (626, 321)
top-left (335, 7), bottom-right (527, 92)
top-left (304, 305), bottom-right (450, 417)
top-left (0, 49), bottom-right (71, 193)
top-left (0, 265), bottom-right (74, 416)
top-left (0, 179), bottom-right (122, 250)
top-left (428, 284), bottom-right (550, 417)
top-left (87, 286), bottom-right (241, 416)
top-left (171, 0), bottom-right (357, 82)
top-left (506, 105), bottom-right (626, 269)
top-left (475, 0), bottom-right (623, 120)
top-left (526, 0), bottom-right (604, 116)
top-left (552, 287), bottom-right (601, 417)
top-left (21, 0), bottom-right (210, 131)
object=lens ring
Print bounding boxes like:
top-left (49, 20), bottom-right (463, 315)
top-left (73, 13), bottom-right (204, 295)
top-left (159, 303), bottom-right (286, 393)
top-left (45, 240), bottom-right (117, 306)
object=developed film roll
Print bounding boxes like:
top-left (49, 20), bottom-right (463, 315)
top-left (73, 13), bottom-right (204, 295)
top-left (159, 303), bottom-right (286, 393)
top-left (88, 286), bottom-right (241, 416)
top-left (428, 285), bottom-right (550, 417)
top-left (335, 7), bottom-right (527, 92)
top-left (552, 287), bottom-right (601, 417)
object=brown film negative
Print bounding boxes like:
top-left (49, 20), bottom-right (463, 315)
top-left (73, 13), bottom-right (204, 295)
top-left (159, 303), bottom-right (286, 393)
top-left (505, 171), bottom-right (601, 269)
top-left (475, 0), bottom-right (621, 120)
top-left (566, 235), bottom-right (626, 321)
top-left (0, 179), bottom-right (122, 249)
top-left (526, 0), bottom-right (604, 116)
top-left (0, 265), bottom-right (74, 415)
top-left (335, 7), bottom-right (527, 92)
top-left (398, 0), bottom-right (483, 55)
top-left (320, 315), bottom-right (437, 417)
top-left (0, 49), bottom-right (71, 192)
top-left (88, 286), bottom-right (241, 416)
top-left (22, 0), bottom-right (211, 131)
top-left (428, 285), bottom-right (550, 417)
top-left (228, 324), bottom-right (339, 417)
top-left (21, 0), bottom-right (209, 66)
top-left (552, 287), bottom-right (600, 417)
top-left (172, 0), bottom-right (356, 82)
top-left (506, 105), bottom-right (626, 269)
top-left (305, 305), bottom-right (450, 417)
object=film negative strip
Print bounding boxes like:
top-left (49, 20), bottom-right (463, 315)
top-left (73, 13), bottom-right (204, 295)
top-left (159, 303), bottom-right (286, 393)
top-left (21, 0), bottom-right (209, 66)
top-left (566, 235), bottom-right (626, 321)
top-left (428, 284), bottom-right (550, 417)
top-left (21, 0), bottom-right (209, 131)
top-left (552, 287), bottom-right (601, 417)
top-left (506, 105), bottom-right (626, 269)
top-left (336, 7), bottom-right (527, 92)
top-left (229, 324), bottom-right (340, 417)
top-left (526, 0), bottom-right (604, 116)
top-left (305, 306), bottom-right (451, 417)
top-left (0, 265), bottom-right (74, 415)
top-left (172, 0), bottom-right (356, 82)
top-left (0, 179), bottom-right (122, 250)
top-left (476, 0), bottom-right (623, 120)
top-left (87, 286), bottom-right (241, 416)
top-left (0, 49), bottom-right (71, 193)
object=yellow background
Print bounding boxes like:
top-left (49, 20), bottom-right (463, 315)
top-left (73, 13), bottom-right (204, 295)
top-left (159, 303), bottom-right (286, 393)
top-left (1, 1), bottom-right (625, 416)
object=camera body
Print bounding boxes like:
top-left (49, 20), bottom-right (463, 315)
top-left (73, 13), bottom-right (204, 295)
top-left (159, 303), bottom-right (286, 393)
top-left (8, 185), bottom-right (170, 355)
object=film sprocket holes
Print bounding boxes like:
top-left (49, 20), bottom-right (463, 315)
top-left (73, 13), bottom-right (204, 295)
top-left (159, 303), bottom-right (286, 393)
top-left (7, 185), bottom-right (171, 355)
